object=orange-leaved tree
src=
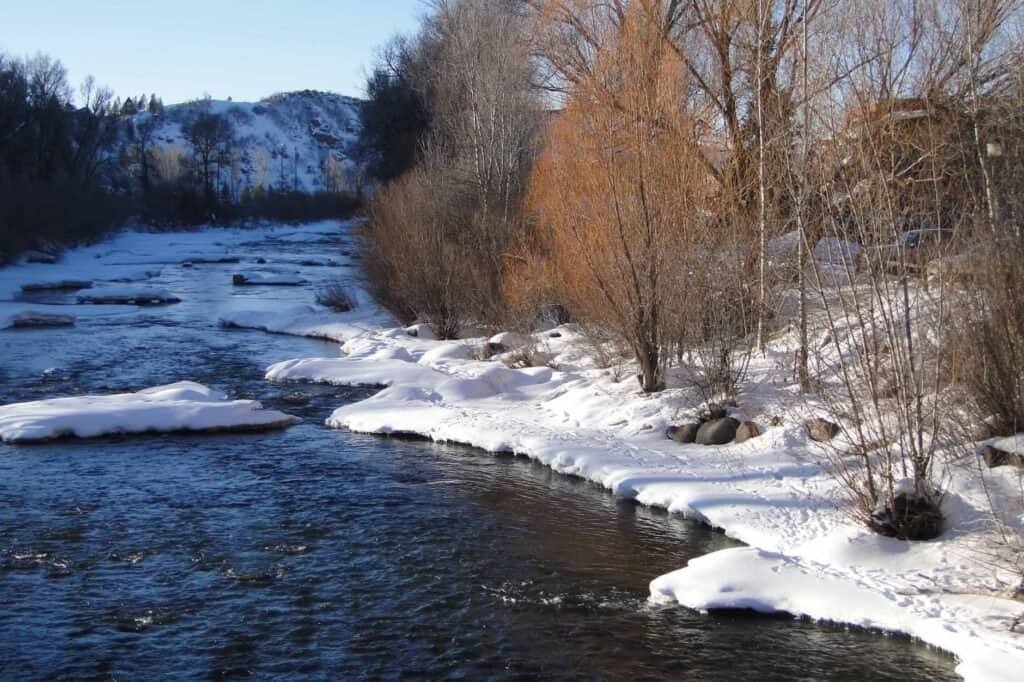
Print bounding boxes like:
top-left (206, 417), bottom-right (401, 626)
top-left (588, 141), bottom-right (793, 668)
top-left (525, 0), bottom-right (715, 393)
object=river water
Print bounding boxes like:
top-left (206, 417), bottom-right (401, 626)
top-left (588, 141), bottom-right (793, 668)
top-left (0, 224), bottom-right (957, 679)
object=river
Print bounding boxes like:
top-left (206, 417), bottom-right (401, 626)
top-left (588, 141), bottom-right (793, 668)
top-left (0, 223), bottom-right (957, 679)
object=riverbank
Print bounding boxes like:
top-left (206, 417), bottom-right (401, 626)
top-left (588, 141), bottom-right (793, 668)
top-left (223, 245), bottom-right (1023, 680)
top-left (1, 220), bottom-right (1016, 679)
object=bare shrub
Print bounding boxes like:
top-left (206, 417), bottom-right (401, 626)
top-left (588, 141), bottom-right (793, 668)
top-left (502, 343), bottom-right (557, 371)
top-left (362, 162), bottom-right (482, 339)
top-left (673, 245), bottom-right (755, 402)
top-left (952, 237), bottom-right (1024, 437)
top-left (316, 282), bottom-right (356, 312)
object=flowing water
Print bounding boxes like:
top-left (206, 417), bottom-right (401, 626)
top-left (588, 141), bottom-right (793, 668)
top-left (0, 225), bottom-right (957, 679)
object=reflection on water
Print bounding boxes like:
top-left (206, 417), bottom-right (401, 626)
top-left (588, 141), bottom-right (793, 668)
top-left (0, 226), bottom-right (957, 679)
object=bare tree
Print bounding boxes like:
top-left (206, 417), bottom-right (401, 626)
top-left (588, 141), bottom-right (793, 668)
top-left (184, 110), bottom-right (233, 205)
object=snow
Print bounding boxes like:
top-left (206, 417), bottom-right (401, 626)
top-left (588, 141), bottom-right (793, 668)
top-left (76, 286), bottom-right (181, 305)
top-left (120, 91), bottom-right (361, 195)
top-left (488, 331), bottom-right (533, 348)
top-left (0, 381), bottom-right (299, 443)
top-left (991, 434), bottom-right (1024, 456)
top-left (252, 309), bottom-right (1024, 679)
top-left (5, 218), bottom-right (1022, 678)
top-left (814, 237), bottom-right (863, 266)
top-left (220, 303), bottom-right (393, 343)
top-left (649, 547), bottom-right (1023, 681)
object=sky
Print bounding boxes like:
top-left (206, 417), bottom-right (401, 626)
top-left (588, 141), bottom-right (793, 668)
top-left (1, 0), bottom-right (426, 105)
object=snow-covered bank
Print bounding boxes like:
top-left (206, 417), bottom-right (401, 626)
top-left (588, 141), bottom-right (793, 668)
top-left (255, 313), bottom-right (1024, 679)
top-left (0, 381), bottom-right (299, 443)
top-left (649, 547), bottom-right (1020, 681)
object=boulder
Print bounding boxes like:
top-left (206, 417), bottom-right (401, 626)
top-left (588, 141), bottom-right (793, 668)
top-left (281, 391), bottom-right (311, 406)
top-left (807, 417), bottom-right (841, 442)
top-left (696, 417), bottom-right (740, 445)
top-left (982, 445), bottom-right (1024, 469)
top-left (735, 421), bottom-right (762, 443)
top-left (868, 491), bottom-right (944, 541)
top-left (667, 423), bottom-right (701, 444)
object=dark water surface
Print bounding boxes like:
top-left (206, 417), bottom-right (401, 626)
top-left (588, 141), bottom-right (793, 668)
top-left (0, 226), bottom-right (957, 680)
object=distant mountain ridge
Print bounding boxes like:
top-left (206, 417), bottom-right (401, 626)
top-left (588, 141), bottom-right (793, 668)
top-left (119, 90), bottom-right (363, 195)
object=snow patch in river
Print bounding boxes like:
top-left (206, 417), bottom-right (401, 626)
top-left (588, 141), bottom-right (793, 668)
top-left (0, 381), bottom-right (299, 443)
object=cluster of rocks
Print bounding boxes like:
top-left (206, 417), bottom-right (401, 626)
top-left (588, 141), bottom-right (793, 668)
top-left (667, 410), bottom-right (843, 447)
top-left (666, 403), bottom-right (761, 446)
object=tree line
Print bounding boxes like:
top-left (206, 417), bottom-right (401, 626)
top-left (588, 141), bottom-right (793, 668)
top-left (360, 0), bottom-right (1024, 548)
top-left (0, 53), bottom-right (359, 264)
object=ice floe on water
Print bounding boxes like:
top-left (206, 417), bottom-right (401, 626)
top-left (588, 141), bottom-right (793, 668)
top-left (75, 286), bottom-right (181, 306)
top-left (0, 381), bottom-right (299, 443)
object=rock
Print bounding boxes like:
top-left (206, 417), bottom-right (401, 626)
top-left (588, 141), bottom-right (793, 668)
top-left (696, 417), bottom-right (740, 445)
top-left (232, 273), bottom-right (306, 286)
top-left (20, 280), bottom-right (92, 292)
top-left (255, 257), bottom-right (267, 264)
top-left (281, 391), bottom-right (311, 406)
top-left (868, 491), bottom-right (944, 541)
top-left (982, 445), bottom-right (1024, 469)
top-left (807, 417), bottom-right (841, 442)
top-left (667, 423), bottom-right (701, 444)
top-left (77, 289), bottom-right (181, 306)
top-left (188, 257), bottom-right (240, 265)
top-left (735, 421), bottom-right (762, 443)
top-left (4, 312), bottom-right (76, 329)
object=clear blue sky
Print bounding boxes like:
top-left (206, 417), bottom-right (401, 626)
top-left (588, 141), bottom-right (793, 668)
top-left (1, 0), bottom-right (427, 104)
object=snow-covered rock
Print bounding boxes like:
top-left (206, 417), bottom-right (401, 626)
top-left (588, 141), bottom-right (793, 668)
top-left (76, 287), bottom-right (181, 306)
top-left (0, 381), bottom-right (299, 443)
top-left (2, 311), bottom-right (75, 329)
top-left (488, 331), bottom-right (533, 349)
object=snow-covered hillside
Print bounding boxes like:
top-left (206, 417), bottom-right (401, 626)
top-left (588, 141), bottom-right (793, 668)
top-left (120, 90), bottom-right (362, 194)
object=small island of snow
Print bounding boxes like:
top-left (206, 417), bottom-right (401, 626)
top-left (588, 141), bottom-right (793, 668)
top-left (0, 381), bottom-right (300, 443)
